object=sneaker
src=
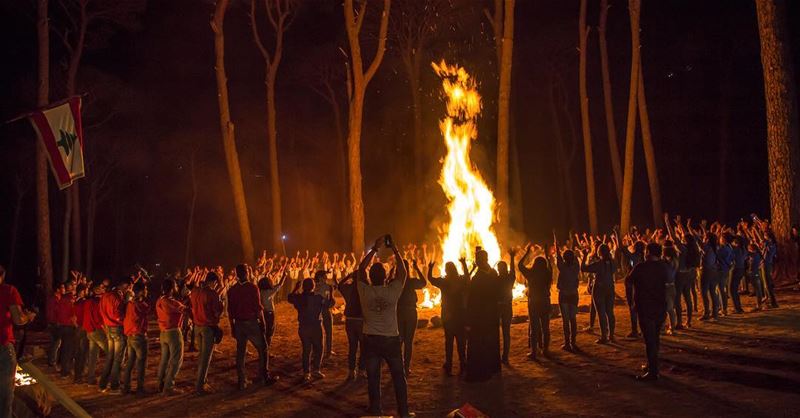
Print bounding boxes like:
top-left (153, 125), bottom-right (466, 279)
top-left (102, 387), bottom-right (123, 395)
top-left (526, 352), bottom-right (537, 361)
top-left (581, 326), bottom-right (594, 333)
top-left (665, 329), bottom-right (674, 336)
top-left (635, 372), bottom-right (659, 381)
top-left (311, 371), bottom-right (325, 380)
top-left (196, 384), bottom-right (214, 395)
top-left (237, 379), bottom-right (252, 390)
top-left (358, 369), bottom-right (368, 379)
top-left (560, 344), bottom-right (573, 352)
top-left (346, 369), bottom-right (357, 381)
top-left (303, 373), bottom-right (312, 383)
top-left (263, 375), bottom-right (280, 386)
top-left (675, 324), bottom-right (685, 330)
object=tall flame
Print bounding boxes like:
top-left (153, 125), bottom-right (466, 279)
top-left (432, 60), bottom-right (501, 269)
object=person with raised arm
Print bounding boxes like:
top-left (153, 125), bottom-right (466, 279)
top-left (397, 258), bottom-right (427, 376)
top-left (259, 267), bottom-right (288, 347)
top-left (288, 277), bottom-right (328, 383)
top-left (554, 233), bottom-right (580, 352)
top-left (428, 259), bottom-right (468, 376)
top-left (313, 270), bottom-right (336, 359)
top-left (497, 247), bottom-right (517, 364)
top-left (581, 243), bottom-right (617, 344)
top-left (121, 281), bottom-right (150, 395)
top-left (337, 271), bottom-right (366, 380)
top-left (630, 243), bottom-right (671, 381)
top-left (518, 244), bottom-right (552, 360)
top-left (98, 277), bottom-right (131, 393)
top-left (156, 279), bottom-right (187, 395)
top-left (465, 248), bottom-right (502, 381)
top-left (357, 235), bottom-right (414, 418)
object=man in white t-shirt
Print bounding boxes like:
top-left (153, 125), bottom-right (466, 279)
top-left (357, 236), bottom-right (414, 418)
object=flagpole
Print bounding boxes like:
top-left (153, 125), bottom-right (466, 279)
top-left (1, 93), bottom-right (88, 126)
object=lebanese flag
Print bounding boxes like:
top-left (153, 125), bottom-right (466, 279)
top-left (29, 97), bottom-right (85, 190)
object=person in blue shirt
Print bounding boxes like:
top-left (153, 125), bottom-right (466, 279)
top-left (747, 244), bottom-right (764, 311)
top-left (730, 236), bottom-right (748, 314)
top-left (700, 233), bottom-right (721, 321)
top-left (716, 234), bottom-right (735, 315)
top-left (581, 244), bottom-right (617, 344)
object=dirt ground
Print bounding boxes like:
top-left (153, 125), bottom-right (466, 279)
top-left (33, 285), bottom-right (800, 417)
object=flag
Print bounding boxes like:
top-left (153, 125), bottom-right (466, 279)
top-left (29, 97), bottom-right (85, 190)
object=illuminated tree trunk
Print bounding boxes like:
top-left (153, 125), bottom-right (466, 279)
top-left (620, 0), bottom-right (641, 233)
top-left (61, 188), bottom-right (72, 282)
top-left (579, 0), bottom-right (597, 234)
top-left (344, 0), bottom-right (391, 253)
top-left (756, 0), bottom-right (800, 281)
top-left (638, 65), bottom-right (662, 227)
top-left (496, 0), bottom-right (515, 234)
top-left (599, 0), bottom-right (623, 203)
top-left (37, 0), bottom-right (54, 294)
top-left (212, 0), bottom-right (255, 263)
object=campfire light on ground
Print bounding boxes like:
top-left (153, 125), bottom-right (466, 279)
top-left (16, 366), bottom-right (36, 386)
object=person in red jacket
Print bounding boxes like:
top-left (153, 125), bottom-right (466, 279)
top-left (0, 265), bottom-right (36, 417)
top-left (227, 264), bottom-right (278, 390)
top-left (189, 272), bottom-right (223, 394)
top-left (54, 280), bottom-right (78, 378)
top-left (72, 284), bottom-right (90, 383)
top-left (99, 277), bottom-right (131, 393)
top-left (122, 282), bottom-right (150, 394)
top-left (83, 282), bottom-right (107, 386)
top-left (46, 282), bottom-right (65, 367)
top-left (156, 279), bottom-right (186, 396)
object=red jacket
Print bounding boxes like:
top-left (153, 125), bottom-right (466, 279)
top-left (227, 282), bottom-right (263, 321)
top-left (156, 296), bottom-right (184, 331)
top-left (82, 296), bottom-right (104, 332)
top-left (54, 293), bottom-right (77, 326)
top-left (46, 293), bottom-right (60, 324)
top-left (190, 287), bottom-right (222, 327)
top-left (123, 300), bottom-right (150, 336)
top-left (100, 291), bottom-right (125, 327)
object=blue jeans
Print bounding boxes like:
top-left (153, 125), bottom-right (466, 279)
top-left (99, 326), bottom-right (126, 390)
top-left (718, 268), bottom-right (732, 313)
top-left (86, 329), bottom-right (108, 385)
top-left (73, 329), bottom-right (89, 382)
top-left (122, 334), bottom-right (148, 392)
top-left (299, 323), bottom-right (323, 374)
top-left (730, 268), bottom-right (746, 312)
top-left (559, 302), bottom-right (578, 346)
top-left (700, 269), bottom-right (720, 318)
top-left (157, 329), bottom-right (183, 392)
top-left (194, 326), bottom-right (215, 389)
top-left (364, 335), bottom-right (409, 416)
top-left (0, 344), bottom-right (16, 418)
top-left (233, 320), bottom-right (268, 385)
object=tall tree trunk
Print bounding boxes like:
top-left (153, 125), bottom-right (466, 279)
top-left (638, 65), bottom-right (662, 227)
top-left (620, 0), bottom-right (641, 233)
top-left (85, 185), bottom-right (96, 279)
top-left (550, 80), bottom-right (578, 229)
top-left (599, 0), bottom-right (623, 203)
top-left (579, 0), bottom-right (598, 234)
top-left (212, 0), bottom-right (255, 263)
top-left (496, 0), bottom-right (515, 236)
top-left (65, 2), bottom-right (87, 273)
top-left (266, 68), bottom-right (283, 252)
top-left (37, 0), bottom-right (54, 294)
top-left (326, 84), bottom-right (349, 247)
top-left (343, 0), bottom-right (391, 253)
top-left (184, 150), bottom-right (197, 269)
top-left (404, 50), bottom-right (425, 216)
top-left (755, 0), bottom-right (800, 281)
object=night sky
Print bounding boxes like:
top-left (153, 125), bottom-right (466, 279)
top-left (1, 0), bottom-right (799, 291)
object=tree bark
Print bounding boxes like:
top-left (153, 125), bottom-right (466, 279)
top-left (620, 0), bottom-right (641, 233)
top-left (212, 0), bottom-right (255, 263)
top-left (61, 189), bottom-right (72, 282)
top-left (343, 0), bottom-right (391, 253)
top-left (496, 0), bottom-right (515, 236)
top-left (638, 65), bottom-right (662, 227)
top-left (37, 0), bottom-right (54, 294)
top-left (599, 0), bottom-right (623, 203)
top-left (755, 0), bottom-right (800, 281)
top-left (579, 0), bottom-right (598, 234)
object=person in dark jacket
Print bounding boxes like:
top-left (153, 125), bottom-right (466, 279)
top-left (288, 278), bottom-right (329, 382)
top-left (555, 235), bottom-right (580, 352)
top-left (428, 260), bottom-right (469, 376)
top-left (465, 249), bottom-right (502, 381)
top-left (497, 248), bottom-right (517, 364)
top-left (337, 272), bottom-right (366, 380)
top-left (581, 244), bottom-right (617, 344)
top-left (398, 260), bottom-right (426, 376)
top-left (630, 243), bottom-right (671, 381)
top-left (519, 245), bottom-right (552, 360)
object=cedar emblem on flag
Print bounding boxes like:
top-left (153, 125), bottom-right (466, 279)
top-left (29, 97), bottom-right (85, 190)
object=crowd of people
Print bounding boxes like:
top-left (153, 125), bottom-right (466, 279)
top-left (0, 214), bottom-right (797, 418)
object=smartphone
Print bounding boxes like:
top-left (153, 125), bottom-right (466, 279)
top-left (384, 234), bottom-right (393, 248)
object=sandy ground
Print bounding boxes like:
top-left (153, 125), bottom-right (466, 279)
top-left (31, 285), bottom-right (800, 417)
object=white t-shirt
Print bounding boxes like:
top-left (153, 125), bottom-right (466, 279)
top-left (357, 277), bottom-right (405, 337)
